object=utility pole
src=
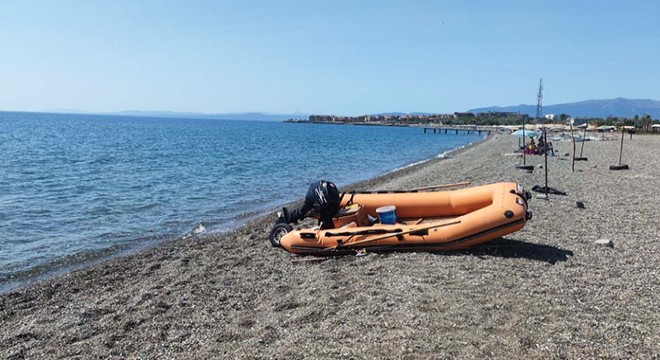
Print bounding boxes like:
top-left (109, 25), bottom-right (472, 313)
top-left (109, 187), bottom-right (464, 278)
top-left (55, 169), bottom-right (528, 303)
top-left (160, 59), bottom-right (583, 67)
top-left (537, 78), bottom-right (549, 199)
top-left (536, 78), bottom-right (543, 123)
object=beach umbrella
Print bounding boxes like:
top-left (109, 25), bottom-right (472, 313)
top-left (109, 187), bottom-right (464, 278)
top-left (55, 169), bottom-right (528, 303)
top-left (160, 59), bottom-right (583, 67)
top-left (513, 128), bottom-right (536, 171)
top-left (511, 129), bottom-right (538, 138)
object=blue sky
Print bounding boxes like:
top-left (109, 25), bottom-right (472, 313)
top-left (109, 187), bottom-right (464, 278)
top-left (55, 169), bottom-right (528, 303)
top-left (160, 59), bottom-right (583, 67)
top-left (1, 0), bottom-right (659, 115)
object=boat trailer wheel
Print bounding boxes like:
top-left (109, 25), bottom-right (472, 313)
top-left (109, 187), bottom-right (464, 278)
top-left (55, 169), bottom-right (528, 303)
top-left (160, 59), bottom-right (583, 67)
top-left (268, 222), bottom-right (292, 248)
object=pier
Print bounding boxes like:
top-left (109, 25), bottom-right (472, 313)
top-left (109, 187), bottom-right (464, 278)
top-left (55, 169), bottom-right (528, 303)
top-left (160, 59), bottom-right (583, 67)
top-left (423, 126), bottom-right (491, 135)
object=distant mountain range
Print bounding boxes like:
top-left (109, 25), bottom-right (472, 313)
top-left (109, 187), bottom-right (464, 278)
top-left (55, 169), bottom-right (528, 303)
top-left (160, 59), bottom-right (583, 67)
top-left (35, 97), bottom-right (660, 121)
top-left (108, 111), bottom-right (308, 122)
top-left (469, 98), bottom-right (660, 118)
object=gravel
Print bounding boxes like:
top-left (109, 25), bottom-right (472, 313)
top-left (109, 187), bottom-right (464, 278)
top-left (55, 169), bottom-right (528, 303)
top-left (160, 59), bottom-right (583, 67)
top-left (2, 132), bottom-right (659, 359)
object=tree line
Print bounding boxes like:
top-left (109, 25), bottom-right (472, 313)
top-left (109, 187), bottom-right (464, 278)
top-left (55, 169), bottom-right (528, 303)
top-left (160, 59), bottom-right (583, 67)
top-left (302, 112), bottom-right (657, 132)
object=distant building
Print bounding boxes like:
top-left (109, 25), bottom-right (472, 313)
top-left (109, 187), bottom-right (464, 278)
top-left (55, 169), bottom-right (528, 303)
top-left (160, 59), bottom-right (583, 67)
top-left (545, 114), bottom-right (556, 121)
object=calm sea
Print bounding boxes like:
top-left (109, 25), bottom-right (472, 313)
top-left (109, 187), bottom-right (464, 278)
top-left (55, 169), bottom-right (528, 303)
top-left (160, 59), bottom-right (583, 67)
top-left (0, 111), bottom-right (484, 288)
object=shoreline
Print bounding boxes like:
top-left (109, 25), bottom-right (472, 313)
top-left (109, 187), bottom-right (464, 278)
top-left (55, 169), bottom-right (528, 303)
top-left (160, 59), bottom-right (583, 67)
top-left (2, 133), bottom-right (658, 358)
top-left (0, 134), bottom-right (491, 294)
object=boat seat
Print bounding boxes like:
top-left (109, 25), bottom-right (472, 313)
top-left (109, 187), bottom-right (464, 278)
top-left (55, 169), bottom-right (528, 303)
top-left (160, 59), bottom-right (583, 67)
top-left (333, 204), bottom-right (368, 228)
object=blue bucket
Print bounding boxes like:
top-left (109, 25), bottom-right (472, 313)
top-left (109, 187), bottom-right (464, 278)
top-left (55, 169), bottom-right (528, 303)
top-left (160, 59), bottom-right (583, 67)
top-left (376, 205), bottom-right (397, 225)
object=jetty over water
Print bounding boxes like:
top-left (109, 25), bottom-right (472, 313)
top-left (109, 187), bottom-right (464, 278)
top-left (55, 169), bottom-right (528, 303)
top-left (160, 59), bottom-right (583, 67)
top-left (422, 125), bottom-right (492, 135)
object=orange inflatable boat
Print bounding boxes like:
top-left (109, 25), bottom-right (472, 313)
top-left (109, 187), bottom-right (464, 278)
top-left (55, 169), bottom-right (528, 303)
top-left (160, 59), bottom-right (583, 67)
top-left (269, 182), bottom-right (532, 255)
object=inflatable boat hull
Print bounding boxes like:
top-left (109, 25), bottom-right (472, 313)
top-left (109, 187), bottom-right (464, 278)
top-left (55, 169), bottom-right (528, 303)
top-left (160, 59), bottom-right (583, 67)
top-left (278, 182), bottom-right (531, 254)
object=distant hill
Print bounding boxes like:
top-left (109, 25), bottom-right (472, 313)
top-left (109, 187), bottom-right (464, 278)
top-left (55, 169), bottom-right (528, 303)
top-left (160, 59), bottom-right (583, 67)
top-left (469, 98), bottom-right (660, 118)
top-left (108, 111), bottom-right (308, 122)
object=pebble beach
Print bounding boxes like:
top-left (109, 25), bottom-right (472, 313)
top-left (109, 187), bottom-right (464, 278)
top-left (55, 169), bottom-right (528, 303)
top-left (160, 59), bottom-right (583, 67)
top-left (2, 132), bottom-right (659, 359)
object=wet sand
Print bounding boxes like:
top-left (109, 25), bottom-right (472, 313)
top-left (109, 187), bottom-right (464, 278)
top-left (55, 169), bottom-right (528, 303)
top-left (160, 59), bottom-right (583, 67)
top-left (2, 132), bottom-right (659, 359)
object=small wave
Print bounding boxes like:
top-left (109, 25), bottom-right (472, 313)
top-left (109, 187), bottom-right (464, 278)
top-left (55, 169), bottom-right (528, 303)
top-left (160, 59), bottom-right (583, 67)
top-left (437, 139), bottom-right (480, 158)
top-left (436, 150), bottom-right (454, 159)
top-left (192, 223), bottom-right (206, 234)
top-left (388, 159), bottom-right (432, 173)
top-left (182, 223), bottom-right (208, 240)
